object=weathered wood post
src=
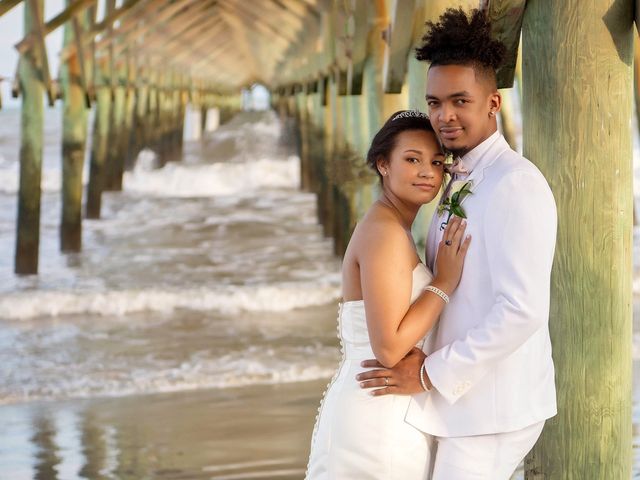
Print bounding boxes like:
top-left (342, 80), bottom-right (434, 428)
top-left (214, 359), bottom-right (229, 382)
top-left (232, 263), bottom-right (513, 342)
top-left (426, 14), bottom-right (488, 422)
top-left (60, 6), bottom-right (90, 252)
top-left (498, 87), bottom-right (517, 150)
top-left (634, 35), bottom-right (640, 137)
top-left (105, 61), bottom-right (126, 191)
top-left (523, 1), bottom-right (634, 477)
top-left (132, 64), bottom-right (149, 162)
top-left (123, 56), bottom-right (136, 170)
top-left (296, 87), bottom-right (313, 191)
top-left (86, 55), bottom-right (112, 219)
top-left (15, 0), bottom-right (46, 274)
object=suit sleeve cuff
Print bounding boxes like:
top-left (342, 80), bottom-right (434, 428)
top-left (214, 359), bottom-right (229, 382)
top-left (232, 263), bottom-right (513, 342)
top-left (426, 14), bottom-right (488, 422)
top-left (424, 352), bottom-right (470, 405)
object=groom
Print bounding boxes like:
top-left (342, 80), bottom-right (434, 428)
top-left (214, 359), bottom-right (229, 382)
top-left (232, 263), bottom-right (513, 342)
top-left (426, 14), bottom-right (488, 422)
top-left (356, 8), bottom-right (557, 479)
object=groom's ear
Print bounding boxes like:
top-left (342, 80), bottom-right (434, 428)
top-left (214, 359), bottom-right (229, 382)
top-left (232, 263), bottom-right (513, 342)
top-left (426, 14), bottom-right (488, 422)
top-left (489, 90), bottom-right (502, 114)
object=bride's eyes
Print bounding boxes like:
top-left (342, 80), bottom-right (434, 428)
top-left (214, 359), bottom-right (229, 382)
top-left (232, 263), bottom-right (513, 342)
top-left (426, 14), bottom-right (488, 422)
top-left (406, 157), bottom-right (420, 164)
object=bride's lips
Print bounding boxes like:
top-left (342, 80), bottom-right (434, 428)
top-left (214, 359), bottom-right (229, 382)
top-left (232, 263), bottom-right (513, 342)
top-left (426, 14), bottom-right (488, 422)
top-left (414, 183), bottom-right (436, 191)
top-left (439, 127), bottom-right (463, 140)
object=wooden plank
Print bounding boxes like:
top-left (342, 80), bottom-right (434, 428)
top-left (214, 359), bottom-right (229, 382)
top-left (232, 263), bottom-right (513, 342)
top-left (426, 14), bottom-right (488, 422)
top-left (382, 0), bottom-right (416, 93)
top-left (522, 0), bottom-right (634, 476)
top-left (486, 0), bottom-right (526, 88)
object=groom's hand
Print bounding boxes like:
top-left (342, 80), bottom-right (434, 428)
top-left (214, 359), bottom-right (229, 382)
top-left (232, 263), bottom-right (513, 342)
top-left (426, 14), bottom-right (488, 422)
top-left (356, 347), bottom-right (428, 396)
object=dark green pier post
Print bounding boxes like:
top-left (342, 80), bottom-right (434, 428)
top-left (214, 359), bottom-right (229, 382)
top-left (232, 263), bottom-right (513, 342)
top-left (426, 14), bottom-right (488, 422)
top-left (60, 5), bottom-right (90, 251)
top-left (15, 0), bottom-right (45, 274)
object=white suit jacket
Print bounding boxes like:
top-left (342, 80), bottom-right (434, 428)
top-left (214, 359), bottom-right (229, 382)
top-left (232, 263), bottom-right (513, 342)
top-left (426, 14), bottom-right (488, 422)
top-left (405, 134), bottom-right (558, 437)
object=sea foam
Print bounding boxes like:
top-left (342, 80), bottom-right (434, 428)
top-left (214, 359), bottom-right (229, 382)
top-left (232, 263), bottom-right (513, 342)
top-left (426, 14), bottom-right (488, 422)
top-left (0, 281), bottom-right (340, 320)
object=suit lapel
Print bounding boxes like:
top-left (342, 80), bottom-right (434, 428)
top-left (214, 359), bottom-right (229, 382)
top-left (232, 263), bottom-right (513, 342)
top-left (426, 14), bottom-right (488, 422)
top-left (427, 135), bottom-right (511, 272)
top-left (457, 135), bottom-right (510, 208)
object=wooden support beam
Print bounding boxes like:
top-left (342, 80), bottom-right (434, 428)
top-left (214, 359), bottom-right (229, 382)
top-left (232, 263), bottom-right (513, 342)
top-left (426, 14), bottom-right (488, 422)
top-left (0, 0), bottom-right (23, 18)
top-left (28, 0), bottom-right (55, 106)
top-left (55, 0), bottom-right (141, 61)
top-left (87, 0), bottom-right (157, 52)
top-left (115, 0), bottom-right (215, 63)
top-left (71, 14), bottom-right (91, 107)
top-left (345, 0), bottom-right (368, 95)
top-left (15, 0), bottom-right (97, 54)
top-left (523, 0), bottom-right (634, 476)
top-left (219, 9), bottom-right (261, 86)
top-left (15, 0), bottom-right (44, 274)
top-left (382, 0), bottom-right (416, 93)
top-left (104, 57), bottom-right (126, 191)
top-left (111, 0), bottom-right (208, 59)
top-left (60, 0), bottom-right (90, 252)
top-left (85, 56), bottom-right (111, 219)
top-left (169, 17), bottom-right (226, 64)
top-left (486, 0), bottom-right (526, 88)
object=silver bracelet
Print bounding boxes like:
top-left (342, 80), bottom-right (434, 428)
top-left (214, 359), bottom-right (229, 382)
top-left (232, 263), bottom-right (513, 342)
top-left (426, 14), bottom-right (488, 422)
top-left (425, 285), bottom-right (449, 304)
top-left (419, 363), bottom-right (429, 391)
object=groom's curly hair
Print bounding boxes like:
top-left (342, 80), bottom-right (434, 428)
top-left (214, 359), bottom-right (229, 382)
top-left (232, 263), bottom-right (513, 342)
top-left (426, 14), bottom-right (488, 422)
top-left (415, 8), bottom-right (507, 87)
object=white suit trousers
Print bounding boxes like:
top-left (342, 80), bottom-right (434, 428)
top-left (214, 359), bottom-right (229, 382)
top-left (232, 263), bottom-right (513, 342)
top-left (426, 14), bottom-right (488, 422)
top-left (431, 421), bottom-right (545, 480)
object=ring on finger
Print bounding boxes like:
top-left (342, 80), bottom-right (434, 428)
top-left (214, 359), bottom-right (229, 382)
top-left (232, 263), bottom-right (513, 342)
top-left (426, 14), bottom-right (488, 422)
top-left (384, 377), bottom-right (389, 386)
top-left (445, 240), bottom-right (452, 246)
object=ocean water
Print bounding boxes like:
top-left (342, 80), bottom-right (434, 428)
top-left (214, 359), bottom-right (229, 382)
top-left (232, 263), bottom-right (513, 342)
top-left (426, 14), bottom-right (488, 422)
top-left (0, 108), bottom-right (342, 406)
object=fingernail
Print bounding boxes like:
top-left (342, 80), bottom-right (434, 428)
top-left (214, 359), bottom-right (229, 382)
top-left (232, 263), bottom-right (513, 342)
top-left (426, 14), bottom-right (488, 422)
top-left (360, 382), bottom-right (365, 388)
top-left (369, 391), bottom-right (376, 396)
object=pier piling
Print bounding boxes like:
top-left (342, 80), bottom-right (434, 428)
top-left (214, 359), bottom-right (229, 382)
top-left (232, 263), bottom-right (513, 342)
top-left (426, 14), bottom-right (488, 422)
top-left (15, 0), bottom-right (45, 274)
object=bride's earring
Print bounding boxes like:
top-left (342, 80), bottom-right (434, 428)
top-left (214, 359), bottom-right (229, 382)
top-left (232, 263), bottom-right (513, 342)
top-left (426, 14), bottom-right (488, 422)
top-left (489, 111), bottom-right (496, 117)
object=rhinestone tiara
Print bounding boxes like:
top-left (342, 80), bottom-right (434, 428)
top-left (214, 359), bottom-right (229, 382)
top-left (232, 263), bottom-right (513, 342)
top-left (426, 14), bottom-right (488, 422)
top-left (391, 110), bottom-right (430, 122)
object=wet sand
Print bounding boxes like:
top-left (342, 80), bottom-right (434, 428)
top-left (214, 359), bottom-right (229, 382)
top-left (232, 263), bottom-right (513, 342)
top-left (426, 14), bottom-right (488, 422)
top-left (0, 380), bottom-right (327, 480)
top-left (4, 362), bottom-right (640, 479)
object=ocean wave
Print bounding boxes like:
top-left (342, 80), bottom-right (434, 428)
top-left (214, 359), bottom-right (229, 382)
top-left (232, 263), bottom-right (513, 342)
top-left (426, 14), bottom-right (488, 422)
top-left (122, 155), bottom-right (300, 197)
top-left (0, 166), bottom-right (79, 194)
top-left (0, 282), bottom-right (341, 320)
top-left (0, 344), bottom-right (339, 405)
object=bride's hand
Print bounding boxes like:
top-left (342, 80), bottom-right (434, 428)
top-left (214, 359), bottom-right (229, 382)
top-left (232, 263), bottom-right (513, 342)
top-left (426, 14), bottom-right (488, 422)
top-left (433, 216), bottom-right (471, 295)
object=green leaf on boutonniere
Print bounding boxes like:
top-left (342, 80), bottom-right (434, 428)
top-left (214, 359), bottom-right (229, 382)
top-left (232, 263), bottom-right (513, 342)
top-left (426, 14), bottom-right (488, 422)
top-left (440, 180), bottom-right (473, 222)
top-left (452, 205), bottom-right (466, 218)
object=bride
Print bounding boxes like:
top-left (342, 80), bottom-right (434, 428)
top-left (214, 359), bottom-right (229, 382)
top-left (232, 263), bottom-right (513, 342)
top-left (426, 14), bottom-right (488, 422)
top-left (305, 110), bottom-right (470, 479)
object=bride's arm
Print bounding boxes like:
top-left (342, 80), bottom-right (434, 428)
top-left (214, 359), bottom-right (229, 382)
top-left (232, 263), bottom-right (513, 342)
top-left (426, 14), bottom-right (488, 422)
top-left (361, 217), bottom-right (469, 368)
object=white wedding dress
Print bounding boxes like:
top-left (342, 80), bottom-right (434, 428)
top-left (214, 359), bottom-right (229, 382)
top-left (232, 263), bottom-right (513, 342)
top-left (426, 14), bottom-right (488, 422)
top-left (306, 262), bottom-right (436, 479)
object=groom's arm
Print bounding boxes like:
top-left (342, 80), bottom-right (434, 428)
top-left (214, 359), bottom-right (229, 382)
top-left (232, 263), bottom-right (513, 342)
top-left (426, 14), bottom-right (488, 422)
top-left (424, 169), bottom-right (557, 404)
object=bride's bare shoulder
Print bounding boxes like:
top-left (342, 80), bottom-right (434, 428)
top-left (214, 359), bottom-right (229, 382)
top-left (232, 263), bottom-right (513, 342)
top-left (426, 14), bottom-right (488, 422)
top-left (350, 205), bottom-right (408, 252)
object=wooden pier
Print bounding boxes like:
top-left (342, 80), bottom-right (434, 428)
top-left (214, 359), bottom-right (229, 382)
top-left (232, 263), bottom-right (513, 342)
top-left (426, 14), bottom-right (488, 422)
top-left (0, 0), bottom-right (636, 477)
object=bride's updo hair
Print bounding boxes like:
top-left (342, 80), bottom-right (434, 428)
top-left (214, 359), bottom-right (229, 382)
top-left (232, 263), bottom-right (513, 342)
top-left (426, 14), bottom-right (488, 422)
top-left (366, 110), bottom-right (439, 180)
